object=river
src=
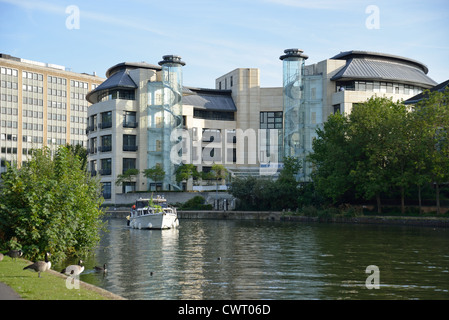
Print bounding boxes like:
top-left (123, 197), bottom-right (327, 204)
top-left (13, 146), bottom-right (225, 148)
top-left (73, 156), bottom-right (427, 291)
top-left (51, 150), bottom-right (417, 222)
top-left (70, 218), bottom-right (449, 300)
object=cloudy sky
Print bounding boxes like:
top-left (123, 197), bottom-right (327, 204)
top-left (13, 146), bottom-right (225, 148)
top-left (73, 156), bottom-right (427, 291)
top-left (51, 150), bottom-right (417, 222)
top-left (1, 0), bottom-right (448, 88)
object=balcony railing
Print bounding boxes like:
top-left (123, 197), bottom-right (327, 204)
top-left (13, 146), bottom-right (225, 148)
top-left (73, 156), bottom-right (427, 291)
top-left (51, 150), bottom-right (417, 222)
top-left (98, 122), bottom-right (112, 129)
top-left (98, 145), bottom-right (112, 152)
top-left (99, 169), bottom-right (111, 176)
top-left (123, 121), bottom-right (138, 128)
top-left (123, 145), bottom-right (138, 152)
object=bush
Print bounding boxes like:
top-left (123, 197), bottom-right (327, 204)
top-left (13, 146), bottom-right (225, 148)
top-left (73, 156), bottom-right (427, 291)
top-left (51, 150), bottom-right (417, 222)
top-left (0, 146), bottom-right (106, 263)
top-left (179, 196), bottom-right (213, 210)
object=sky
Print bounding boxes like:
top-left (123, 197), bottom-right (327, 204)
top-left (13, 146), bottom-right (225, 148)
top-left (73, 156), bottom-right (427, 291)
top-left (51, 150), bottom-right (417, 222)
top-left (0, 0), bottom-right (448, 89)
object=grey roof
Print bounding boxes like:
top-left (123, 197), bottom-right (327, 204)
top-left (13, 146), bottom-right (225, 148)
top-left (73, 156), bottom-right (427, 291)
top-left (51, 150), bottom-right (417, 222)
top-left (182, 87), bottom-right (237, 112)
top-left (106, 61), bottom-right (161, 77)
top-left (404, 79), bottom-right (449, 104)
top-left (331, 51), bottom-right (437, 88)
top-left (86, 70), bottom-right (137, 103)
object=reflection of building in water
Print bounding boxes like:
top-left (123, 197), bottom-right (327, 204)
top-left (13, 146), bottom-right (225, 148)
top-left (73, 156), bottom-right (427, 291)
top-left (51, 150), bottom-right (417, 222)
top-left (82, 50), bottom-right (437, 203)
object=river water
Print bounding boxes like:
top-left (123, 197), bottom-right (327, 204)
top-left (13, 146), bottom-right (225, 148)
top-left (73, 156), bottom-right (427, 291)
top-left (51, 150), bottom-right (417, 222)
top-left (73, 218), bottom-right (449, 300)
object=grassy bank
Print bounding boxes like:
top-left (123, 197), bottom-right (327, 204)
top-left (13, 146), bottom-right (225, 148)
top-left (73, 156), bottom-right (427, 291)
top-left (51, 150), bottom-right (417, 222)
top-left (0, 256), bottom-right (123, 300)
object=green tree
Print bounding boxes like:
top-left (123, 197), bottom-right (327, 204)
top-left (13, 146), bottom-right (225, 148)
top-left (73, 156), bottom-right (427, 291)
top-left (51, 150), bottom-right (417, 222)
top-left (308, 113), bottom-right (354, 204)
top-left (0, 146), bottom-right (105, 263)
top-left (175, 163), bottom-right (199, 183)
top-left (348, 97), bottom-right (404, 213)
top-left (65, 143), bottom-right (88, 171)
top-left (211, 164), bottom-right (228, 181)
top-left (413, 88), bottom-right (449, 214)
top-left (143, 165), bottom-right (166, 185)
top-left (229, 176), bottom-right (258, 210)
top-left (115, 168), bottom-right (139, 191)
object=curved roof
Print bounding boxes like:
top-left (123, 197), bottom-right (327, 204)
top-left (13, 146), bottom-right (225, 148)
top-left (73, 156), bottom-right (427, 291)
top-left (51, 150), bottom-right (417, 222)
top-left (330, 51), bottom-right (437, 88)
top-left (106, 61), bottom-right (161, 77)
top-left (183, 87), bottom-right (237, 112)
top-left (87, 61), bottom-right (162, 103)
top-left (86, 69), bottom-right (137, 103)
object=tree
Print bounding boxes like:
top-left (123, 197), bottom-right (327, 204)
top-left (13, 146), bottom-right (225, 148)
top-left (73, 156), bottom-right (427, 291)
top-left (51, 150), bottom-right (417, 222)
top-left (210, 164), bottom-right (228, 182)
top-left (143, 165), bottom-right (166, 186)
top-left (115, 168), bottom-right (139, 192)
top-left (175, 164), bottom-right (199, 183)
top-left (0, 146), bottom-right (105, 263)
top-left (65, 143), bottom-right (88, 171)
top-left (308, 113), bottom-right (354, 204)
top-left (348, 97), bottom-right (404, 213)
top-left (413, 88), bottom-right (449, 214)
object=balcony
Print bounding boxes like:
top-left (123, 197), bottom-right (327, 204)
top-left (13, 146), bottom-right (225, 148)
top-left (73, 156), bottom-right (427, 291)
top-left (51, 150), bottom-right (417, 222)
top-left (86, 125), bottom-right (97, 134)
top-left (99, 169), bottom-right (111, 176)
top-left (123, 145), bottom-right (138, 152)
top-left (123, 121), bottom-right (138, 129)
top-left (98, 145), bottom-right (112, 152)
top-left (98, 122), bottom-right (112, 129)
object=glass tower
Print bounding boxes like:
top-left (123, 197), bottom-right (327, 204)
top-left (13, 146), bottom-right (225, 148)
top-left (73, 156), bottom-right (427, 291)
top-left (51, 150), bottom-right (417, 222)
top-left (280, 49), bottom-right (308, 178)
top-left (147, 55), bottom-right (185, 190)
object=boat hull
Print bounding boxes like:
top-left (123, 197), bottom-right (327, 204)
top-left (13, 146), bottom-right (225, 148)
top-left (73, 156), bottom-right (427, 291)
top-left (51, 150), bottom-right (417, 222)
top-left (130, 212), bottom-right (179, 230)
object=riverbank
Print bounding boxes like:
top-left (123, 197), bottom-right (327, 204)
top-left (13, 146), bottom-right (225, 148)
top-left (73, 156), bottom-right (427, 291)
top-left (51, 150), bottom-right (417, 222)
top-left (106, 209), bottom-right (449, 228)
top-left (0, 256), bottom-right (125, 300)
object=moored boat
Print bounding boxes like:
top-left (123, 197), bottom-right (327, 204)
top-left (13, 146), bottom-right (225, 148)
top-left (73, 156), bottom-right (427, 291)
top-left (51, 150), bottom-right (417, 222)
top-left (128, 196), bottom-right (179, 230)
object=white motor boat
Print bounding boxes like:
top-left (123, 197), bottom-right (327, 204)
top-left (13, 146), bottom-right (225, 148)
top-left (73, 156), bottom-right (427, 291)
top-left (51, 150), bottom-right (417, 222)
top-left (128, 196), bottom-right (179, 230)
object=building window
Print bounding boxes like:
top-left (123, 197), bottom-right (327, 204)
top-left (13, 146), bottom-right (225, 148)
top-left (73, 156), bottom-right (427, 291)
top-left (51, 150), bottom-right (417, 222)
top-left (89, 137), bottom-right (97, 154)
top-left (100, 135), bottom-right (112, 152)
top-left (123, 111), bottom-right (138, 128)
top-left (260, 111), bottom-right (283, 129)
top-left (98, 89), bottom-right (135, 102)
top-left (123, 158), bottom-right (136, 173)
top-left (123, 182), bottom-right (136, 194)
top-left (123, 135), bottom-right (137, 151)
top-left (100, 158), bottom-right (112, 175)
top-left (100, 111), bottom-right (112, 129)
top-left (90, 160), bottom-right (97, 176)
top-left (333, 104), bottom-right (341, 114)
top-left (102, 182), bottom-right (111, 199)
top-left (193, 109), bottom-right (234, 121)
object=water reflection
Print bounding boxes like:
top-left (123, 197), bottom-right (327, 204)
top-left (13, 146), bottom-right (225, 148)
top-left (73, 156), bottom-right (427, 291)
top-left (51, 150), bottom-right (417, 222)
top-left (73, 219), bottom-right (449, 300)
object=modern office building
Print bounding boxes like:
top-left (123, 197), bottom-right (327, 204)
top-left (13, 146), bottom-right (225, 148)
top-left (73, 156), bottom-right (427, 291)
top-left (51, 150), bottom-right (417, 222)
top-left (85, 49), bottom-right (437, 203)
top-left (0, 53), bottom-right (104, 174)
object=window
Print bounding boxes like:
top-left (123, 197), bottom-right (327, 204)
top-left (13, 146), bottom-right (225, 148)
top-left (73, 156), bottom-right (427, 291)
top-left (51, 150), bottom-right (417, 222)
top-left (193, 109), bottom-right (234, 121)
top-left (100, 111), bottom-right (112, 129)
top-left (123, 134), bottom-right (137, 151)
top-left (100, 158), bottom-right (112, 175)
top-left (123, 158), bottom-right (136, 173)
top-left (89, 137), bottom-right (97, 154)
top-left (102, 182), bottom-right (111, 199)
top-left (260, 111), bottom-right (283, 129)
top-left (333, 104), bottom-right (341, 114)
top-left (98, 89), bottom-right (135, 102)
top-left (100, 135), bottom-right (112, 152)
top-left (123, 111), bottom-right (137, 128)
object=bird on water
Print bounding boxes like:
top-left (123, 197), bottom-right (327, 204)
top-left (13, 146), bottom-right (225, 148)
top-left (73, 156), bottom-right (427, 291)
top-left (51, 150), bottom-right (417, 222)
top-left (94, 263), bottom-right (107, 273)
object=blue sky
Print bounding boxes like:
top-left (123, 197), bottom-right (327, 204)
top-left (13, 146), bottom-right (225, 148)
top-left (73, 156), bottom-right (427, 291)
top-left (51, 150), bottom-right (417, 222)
top-left (1, 0), bottom-right (448, 88)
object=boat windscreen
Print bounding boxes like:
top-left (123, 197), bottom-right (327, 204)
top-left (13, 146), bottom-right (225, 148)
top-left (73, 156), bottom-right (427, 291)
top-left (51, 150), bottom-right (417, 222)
top-left (136, 200), bottom-right (149, 209)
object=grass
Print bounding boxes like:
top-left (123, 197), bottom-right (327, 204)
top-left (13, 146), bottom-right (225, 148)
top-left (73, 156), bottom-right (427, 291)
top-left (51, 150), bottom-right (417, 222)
top-left (0, 255), bottom-right (119, 300)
